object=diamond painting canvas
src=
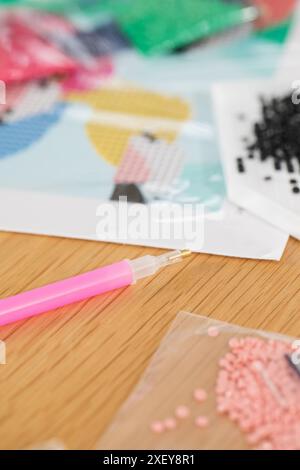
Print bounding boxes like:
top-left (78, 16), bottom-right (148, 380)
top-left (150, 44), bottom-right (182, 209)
top-left (0, 79), bottom-right (288, 259)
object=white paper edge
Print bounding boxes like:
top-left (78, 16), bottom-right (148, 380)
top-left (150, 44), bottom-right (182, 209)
top-left (0, 188), bottom-right (288, 260)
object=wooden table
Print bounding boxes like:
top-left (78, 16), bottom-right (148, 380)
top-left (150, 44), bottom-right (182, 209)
top-left (0, 232), bottom-right (299, 450)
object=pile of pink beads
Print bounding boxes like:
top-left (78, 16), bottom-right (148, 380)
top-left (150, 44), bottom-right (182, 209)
top-left (216, 336), bottom-right (300, 450)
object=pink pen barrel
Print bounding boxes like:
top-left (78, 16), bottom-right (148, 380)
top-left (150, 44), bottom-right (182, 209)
top-left (0, 260), bottom-right (134, 326)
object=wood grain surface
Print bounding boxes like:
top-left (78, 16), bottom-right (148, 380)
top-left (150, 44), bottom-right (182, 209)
top-left (0, 232), bottom-right (299, 450)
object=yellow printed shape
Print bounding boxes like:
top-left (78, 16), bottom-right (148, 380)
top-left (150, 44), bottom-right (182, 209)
top-left (66, 85), bottom-right (191, 167)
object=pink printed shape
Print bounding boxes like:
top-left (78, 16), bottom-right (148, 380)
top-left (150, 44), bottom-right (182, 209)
top-left (115, 141), bottom-right (151, 185)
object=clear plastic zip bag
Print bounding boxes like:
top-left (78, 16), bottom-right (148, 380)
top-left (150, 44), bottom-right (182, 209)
top-left (97, 312), bottom-right (300, 450)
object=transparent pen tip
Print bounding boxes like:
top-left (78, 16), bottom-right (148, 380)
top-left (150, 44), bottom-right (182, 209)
top-left (129, 249), bottom-right (192, 282)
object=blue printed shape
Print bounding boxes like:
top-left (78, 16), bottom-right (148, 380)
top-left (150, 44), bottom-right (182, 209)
top-left (0, 103), bottom-right (67, 160)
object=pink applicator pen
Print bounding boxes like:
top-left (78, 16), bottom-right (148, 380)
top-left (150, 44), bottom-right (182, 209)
top-left (0, 249), bottom-right (191, 327)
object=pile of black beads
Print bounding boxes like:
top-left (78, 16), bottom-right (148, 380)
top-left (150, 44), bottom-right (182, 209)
top-left (249, 93), bottom-right (300, 170)
top-left (238, 92), bottom-right (300, 193)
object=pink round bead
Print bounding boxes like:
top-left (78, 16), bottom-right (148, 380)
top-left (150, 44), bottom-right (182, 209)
top-left (175, 405), bottom-right (190, 419)
top-left (150, 421), bottom-right (165, 434)
top-left (193, 388), bottom-right (207, 402)
top-left (219, 358), bottom-right (228, 368)
top-left (208, 326), bottom-right (220, 337)
top-left (217, 403), bottom-right (228, 415)
top-left (195, 416), bottom-right (209, 428)
top-left (229, 337), bottom-right (240, 349)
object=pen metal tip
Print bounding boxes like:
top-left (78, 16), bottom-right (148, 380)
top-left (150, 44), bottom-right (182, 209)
top-left (180, 249), bottom-right (192, 258)
top-left (168, 249), bottom-right (192, 262)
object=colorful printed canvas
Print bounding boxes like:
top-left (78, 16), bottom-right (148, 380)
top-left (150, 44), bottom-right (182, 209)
top-left (0, 79), bottom-right (288, 259)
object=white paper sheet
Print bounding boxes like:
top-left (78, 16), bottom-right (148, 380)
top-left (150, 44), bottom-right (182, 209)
top-left (0, 188), bottom-right (288, 260)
